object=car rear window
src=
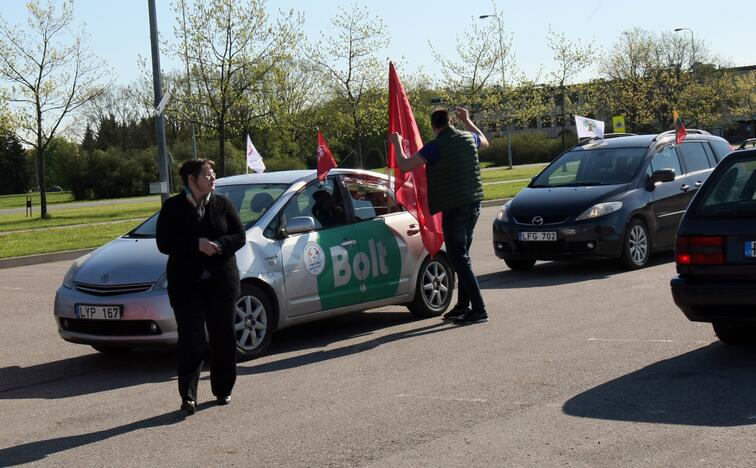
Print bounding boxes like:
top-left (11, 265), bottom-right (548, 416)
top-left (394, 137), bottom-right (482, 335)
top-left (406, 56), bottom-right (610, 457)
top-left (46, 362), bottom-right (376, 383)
top-left (532, 147), bottom-right (646, 187)
top-left (691, 158), bottom-right (756, 217)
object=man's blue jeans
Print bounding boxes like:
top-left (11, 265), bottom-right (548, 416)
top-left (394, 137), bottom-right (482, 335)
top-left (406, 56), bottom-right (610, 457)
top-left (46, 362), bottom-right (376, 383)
top-left (441, 201), bottom-right (485, 313)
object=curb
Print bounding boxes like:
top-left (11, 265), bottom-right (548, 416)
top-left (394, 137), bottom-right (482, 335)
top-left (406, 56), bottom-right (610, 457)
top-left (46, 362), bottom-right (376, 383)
top-left (0, 199), bottom-right (511, 270)
top-left (0, 248), bottom-right (95, 270)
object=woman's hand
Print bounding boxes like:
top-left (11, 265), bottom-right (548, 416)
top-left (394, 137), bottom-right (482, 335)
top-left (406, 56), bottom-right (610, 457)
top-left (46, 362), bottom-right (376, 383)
top-left (199, 238), bottom-right (221, 256)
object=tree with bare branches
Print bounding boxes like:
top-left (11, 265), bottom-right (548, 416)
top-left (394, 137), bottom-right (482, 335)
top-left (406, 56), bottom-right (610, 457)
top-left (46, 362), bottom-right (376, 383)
top-left (0, 0), bottom-right (108, 217)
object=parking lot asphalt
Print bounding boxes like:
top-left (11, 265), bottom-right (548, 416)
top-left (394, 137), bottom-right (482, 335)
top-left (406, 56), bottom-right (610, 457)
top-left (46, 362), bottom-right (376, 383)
top-left (2, 204), bottom-right (754, 467)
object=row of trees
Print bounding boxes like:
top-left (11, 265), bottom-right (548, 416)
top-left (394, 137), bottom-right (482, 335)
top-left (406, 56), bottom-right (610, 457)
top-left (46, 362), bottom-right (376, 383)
top-left (0, 1), bottom-right (754, 209)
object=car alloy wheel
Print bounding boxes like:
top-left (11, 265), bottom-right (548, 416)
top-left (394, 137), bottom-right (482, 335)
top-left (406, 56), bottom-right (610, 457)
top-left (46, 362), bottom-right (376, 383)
top-left (234, 284), bottom-right (274, 360)
top-left (621, 219), bottom-right (650, 269)
top-left (408, 255), bottom-right (454, 318)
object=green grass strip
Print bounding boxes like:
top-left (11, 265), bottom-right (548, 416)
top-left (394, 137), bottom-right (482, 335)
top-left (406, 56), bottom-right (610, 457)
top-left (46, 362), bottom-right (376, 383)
top-left (0, 201), bottom-right (160, 232)
top-left (0, 191), bottom-right (75, 209)
top-left (483, 181), bottom-right (529, 201)
top-left (480, 164), bottom-right (546, 182)
top-left (0, 220), bottom-right (142, 259)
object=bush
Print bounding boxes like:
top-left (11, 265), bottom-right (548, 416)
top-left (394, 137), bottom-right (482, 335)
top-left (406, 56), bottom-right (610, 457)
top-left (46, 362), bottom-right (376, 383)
top-left (479, 131), bottom-right (576, 166)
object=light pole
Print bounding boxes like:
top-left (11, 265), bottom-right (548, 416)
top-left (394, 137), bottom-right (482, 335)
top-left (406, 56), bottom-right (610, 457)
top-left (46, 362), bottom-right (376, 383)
top-left (480, 13), bottom-right (512, 169)
top-left (674, 27), bottom-right (694, 64)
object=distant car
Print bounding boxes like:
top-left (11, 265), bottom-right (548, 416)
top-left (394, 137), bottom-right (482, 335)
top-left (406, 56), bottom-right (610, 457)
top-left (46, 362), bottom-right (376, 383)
top-left (736, 138), bottom-right (756, 151)
top-left (492, 130), bottom-right (733, 270)
top-left (670, 148), bottom-right (756, 344)
top-left (54, 169), bottom-right (454, 359)
top-left (48, 185), bottom-right (62, 192)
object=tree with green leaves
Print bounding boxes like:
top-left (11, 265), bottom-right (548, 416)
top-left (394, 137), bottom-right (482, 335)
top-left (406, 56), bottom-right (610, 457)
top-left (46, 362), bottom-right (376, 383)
top-left (306, 3), bottom-right (389, 168)
top-left (0, 0), bottom-right (107, 217)
top-left (0, 131), bottom-right (30, 195)
top-left (546, 27), bottom-right (594, 148)
top-left (168, 0), bottom-right (301, 176)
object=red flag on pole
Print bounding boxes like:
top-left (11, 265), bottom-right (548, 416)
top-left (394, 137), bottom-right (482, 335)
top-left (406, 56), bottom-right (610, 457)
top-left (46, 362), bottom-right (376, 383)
top-left (387, 62), bottom-right (443, 256)
top-left (673, 110), bottom-right (687, 145)
top-left (316, 129), bottom-right (338, 181)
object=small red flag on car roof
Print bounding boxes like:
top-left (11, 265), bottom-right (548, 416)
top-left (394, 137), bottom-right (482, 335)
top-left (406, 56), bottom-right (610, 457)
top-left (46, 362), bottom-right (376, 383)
top-left (673, 110), bottom-right (687, 145)
top-left (316, 129), bottom-right (338, 182)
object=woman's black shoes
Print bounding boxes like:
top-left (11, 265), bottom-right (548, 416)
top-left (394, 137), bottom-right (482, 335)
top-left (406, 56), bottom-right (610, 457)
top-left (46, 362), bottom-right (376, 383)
top-left (180, 399), bottom-right (196, 415)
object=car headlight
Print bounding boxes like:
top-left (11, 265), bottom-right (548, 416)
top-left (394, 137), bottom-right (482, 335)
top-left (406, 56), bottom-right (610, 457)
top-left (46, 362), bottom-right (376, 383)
top-left (153, 272), bottom-right (168, 291)
top-left (61, 253), bottom-right (92, 289)
top-left (575, 201), bottom-right (623, 221)
top-left (496, 201), bottom-right (512, 222)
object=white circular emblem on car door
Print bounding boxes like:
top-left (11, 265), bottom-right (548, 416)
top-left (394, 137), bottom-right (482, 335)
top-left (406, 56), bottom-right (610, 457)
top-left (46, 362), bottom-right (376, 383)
top-left (303, 242), bottom-right (325, 275)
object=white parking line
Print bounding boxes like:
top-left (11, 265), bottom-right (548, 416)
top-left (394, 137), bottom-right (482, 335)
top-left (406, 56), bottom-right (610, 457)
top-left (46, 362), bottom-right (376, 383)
top-left (587, 338), bottom-right (710, 344)
top-left (396, 393), bottom-right (488, 403)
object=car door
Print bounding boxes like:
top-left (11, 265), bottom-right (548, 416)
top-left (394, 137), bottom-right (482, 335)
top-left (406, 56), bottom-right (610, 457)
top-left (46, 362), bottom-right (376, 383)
top-left (678, 141), bottom-right (715, 196)
top-left (646, 145), bottom-right (689, 247)
top-left (341, 174), bottom-right (423, 303)
top-left (279, 177), bottom-right (361, 316)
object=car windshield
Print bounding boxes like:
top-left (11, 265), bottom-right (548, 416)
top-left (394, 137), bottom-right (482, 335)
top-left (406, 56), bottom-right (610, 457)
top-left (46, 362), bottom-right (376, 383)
top-left (692, 158), bottom-right (756, 217)
top-left (531, 147), bottom-right (646, 188)
top-left (122, 183), bottom-right (289, 238)
top-left (214, 183), bottom-right (288, 228)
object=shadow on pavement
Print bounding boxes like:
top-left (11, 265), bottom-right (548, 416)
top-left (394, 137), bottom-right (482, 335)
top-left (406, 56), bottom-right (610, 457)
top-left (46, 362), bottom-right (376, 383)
top-left (563, 342), bottom-right (756, 427)
top-left (478, 252), bottom-right (675, 289)
top-left (1, 310), bottom-right (444, 399)
top-left (238, 311), bottom-right (456, 375)
top-left (0, 410), bottom-right (184, 466)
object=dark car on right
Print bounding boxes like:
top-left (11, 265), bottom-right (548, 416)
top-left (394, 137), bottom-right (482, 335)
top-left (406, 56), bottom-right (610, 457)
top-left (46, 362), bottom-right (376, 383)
top-left (493, 129), bottom-right (732, 270)
top-left (671, 148), bottom-right (756, 344)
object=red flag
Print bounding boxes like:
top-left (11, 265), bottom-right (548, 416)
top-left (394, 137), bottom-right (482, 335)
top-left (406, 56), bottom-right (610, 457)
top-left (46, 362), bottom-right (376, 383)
top-left (387, 62), bottom-right (443, 257)
top-left (673, 110), bottom-right (687, 145)
top-left (316, 130), bottom-right (338, 181)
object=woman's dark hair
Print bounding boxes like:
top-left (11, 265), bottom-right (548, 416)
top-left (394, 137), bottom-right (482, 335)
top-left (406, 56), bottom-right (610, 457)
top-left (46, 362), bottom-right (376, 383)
top-left (430, 109), bottom-right (450, 130)
top-left (179, 159), bottom-right (215, 187)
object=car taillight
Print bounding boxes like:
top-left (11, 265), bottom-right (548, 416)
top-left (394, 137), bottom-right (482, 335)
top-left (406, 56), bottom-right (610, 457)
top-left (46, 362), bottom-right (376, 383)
top-left (676, 236), bottom-right (725, 265)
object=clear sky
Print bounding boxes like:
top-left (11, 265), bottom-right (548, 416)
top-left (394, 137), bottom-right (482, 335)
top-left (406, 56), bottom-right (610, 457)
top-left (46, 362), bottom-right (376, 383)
top-left (1, 0), bottom-right (753, 87)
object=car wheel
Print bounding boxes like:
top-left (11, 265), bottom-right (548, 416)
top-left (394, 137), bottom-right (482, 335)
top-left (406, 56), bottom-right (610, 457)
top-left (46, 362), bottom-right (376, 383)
top-left (234, 283), bottom-right (276, 361)
top-left (91, 345), bottom-right (132, 355)
top-left (713, 322), bottom-right (756, 345)
top-left (620, 218), bottom-right (650, 269)
top-left (408, 255), bottom-right (454, 318)
top-left (504, 258), bottom-right (536, 271)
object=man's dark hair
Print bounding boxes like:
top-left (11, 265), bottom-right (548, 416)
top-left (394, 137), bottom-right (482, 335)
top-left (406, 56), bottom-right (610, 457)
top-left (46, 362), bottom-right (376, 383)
top-left (179, 158), bottom-right (215, 187)
top-left (430, 109), bottom-right (450, 130)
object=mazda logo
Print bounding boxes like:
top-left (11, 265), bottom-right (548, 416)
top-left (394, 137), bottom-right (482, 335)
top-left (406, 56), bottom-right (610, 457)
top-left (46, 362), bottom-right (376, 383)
top-left (532, 216), bottom-right (544, 225)
top-left (100, 273), bottom-right (111, 284)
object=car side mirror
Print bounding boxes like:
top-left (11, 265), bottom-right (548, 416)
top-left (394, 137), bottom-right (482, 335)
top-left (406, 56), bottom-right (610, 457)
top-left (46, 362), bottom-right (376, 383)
top-left (647, 169), bottom-right (676, 189)
top-left (284, 216), bottom-right (316, 235)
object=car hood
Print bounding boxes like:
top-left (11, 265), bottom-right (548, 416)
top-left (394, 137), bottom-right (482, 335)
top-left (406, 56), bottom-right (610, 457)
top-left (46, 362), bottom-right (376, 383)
top-left (510, 185), bottom-right (628, 218)
top-left (75, 238), bottom-right (167, 285)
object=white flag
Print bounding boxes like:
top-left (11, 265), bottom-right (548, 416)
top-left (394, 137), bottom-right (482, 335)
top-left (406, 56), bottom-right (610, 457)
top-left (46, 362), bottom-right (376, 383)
top-left (246, 134), bottom-right (265, 173)
top-left (574, 115), bottom-right (605, 139)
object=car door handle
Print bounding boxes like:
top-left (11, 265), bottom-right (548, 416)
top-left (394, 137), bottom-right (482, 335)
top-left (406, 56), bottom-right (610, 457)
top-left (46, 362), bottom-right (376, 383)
top-left (694, 181), bottom-right (702, 187)
top-left (340, 239), bottom-right (357, 247)
top-left (680, 184), bottom-right (691, 192)
top-left (407, 224), bottom-right (420, 235)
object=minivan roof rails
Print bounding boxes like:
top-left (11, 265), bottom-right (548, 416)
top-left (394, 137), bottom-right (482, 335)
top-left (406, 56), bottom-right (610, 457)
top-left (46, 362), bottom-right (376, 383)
top-left (654, 129), bottom-right (711, 141)
top-left (576, 133), bottom-right (638, 146)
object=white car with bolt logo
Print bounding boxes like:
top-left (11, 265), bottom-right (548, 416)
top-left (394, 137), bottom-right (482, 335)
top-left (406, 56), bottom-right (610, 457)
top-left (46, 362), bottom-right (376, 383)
top-left (54, 169), bottom-right (455, 360)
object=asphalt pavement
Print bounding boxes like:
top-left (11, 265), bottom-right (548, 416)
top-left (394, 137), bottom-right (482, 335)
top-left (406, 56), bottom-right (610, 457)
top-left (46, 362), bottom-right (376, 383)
top-left (1, 205), bottom-right (754, 466)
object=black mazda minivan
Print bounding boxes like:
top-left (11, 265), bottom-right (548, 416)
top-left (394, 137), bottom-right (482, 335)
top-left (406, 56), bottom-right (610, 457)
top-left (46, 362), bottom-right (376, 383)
top-left (492, 130), bottom-right (732, 270)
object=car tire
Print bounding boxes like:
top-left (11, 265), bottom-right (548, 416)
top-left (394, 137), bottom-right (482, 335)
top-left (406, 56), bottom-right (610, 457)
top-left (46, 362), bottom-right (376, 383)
top-left (234, 283), bottom-right (276, 361)
top-left (504, 258), bottom-right (536, 271)
top-left (620, 218), bottom-right (650, 270)
top-left (408, 255), bottom-right (454, 318)
top-left (91, 345), bottom-right (132, 355)
top-left (713, 322), bottom-right (756, 345)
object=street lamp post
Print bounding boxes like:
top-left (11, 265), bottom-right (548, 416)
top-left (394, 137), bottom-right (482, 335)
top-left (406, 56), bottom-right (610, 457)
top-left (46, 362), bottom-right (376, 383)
top-left (674, 27), bottom-right (694, 64)
top-left (480, 13), bottom-right (512, 169)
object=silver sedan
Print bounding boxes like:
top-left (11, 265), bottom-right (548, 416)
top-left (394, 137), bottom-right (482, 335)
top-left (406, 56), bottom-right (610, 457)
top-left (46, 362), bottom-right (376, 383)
top-left (54, 169), bottom-right (455, 360)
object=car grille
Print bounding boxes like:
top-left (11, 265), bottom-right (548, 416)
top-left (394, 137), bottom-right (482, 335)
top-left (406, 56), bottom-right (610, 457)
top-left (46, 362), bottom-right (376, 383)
top-left (74, 282), bottom-right (154, 296)
top-left (514, 216), bottom-right (568, 225)
top-left (497, 240), bottom-right (595, 255)
top-left (59, 318), bottom-right (162, 336)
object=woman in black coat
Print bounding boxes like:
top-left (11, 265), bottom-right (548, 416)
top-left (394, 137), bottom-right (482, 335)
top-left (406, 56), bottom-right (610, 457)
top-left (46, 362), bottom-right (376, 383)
top-left (156, 159), bottom-right (245, 415)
